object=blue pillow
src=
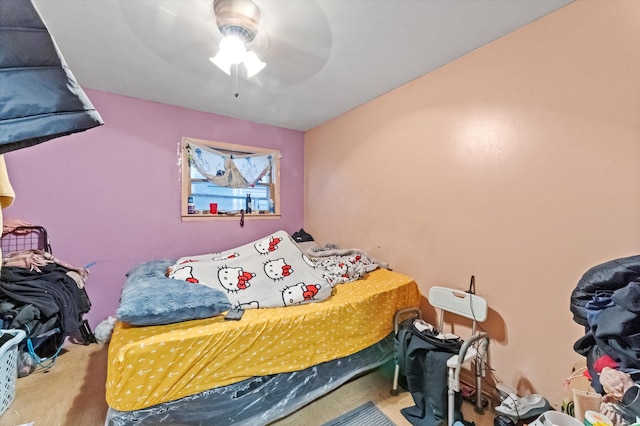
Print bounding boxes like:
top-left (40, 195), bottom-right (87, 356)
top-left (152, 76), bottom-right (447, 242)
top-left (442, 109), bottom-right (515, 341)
top-left (116, 260), bottom-right (231, 326)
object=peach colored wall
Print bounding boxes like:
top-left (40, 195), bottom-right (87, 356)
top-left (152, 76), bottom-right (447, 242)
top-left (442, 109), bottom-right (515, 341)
top-left (304, 0), bottom-right (640, 408)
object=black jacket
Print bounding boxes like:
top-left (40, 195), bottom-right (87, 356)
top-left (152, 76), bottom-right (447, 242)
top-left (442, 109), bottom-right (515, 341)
top-left (0, 263), bottom-right (90, 336)
top-left (570, 255), bottom-right (640, 327)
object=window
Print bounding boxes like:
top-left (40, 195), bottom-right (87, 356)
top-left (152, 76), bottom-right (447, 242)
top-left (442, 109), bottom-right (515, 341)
top-left (181, 137), bottom-right (281, 220)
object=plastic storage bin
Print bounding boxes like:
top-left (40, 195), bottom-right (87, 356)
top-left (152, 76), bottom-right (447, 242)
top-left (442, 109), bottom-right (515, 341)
top-left (0, 329), bottom-right (26, 416)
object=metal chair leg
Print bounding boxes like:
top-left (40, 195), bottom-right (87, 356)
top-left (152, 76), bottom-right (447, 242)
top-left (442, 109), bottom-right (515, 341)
top-left (391, 363), bottom-right (400, 396)
top-left (390, 307), bottom-right (422, 396)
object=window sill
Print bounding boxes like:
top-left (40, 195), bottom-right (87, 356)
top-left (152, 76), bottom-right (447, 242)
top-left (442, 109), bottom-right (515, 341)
top-left (181, 213), bottom-right (281, 222)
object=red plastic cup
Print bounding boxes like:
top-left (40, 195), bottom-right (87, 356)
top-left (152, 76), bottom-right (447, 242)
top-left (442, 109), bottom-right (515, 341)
top-left (210, 203), bottom-right (218, 214)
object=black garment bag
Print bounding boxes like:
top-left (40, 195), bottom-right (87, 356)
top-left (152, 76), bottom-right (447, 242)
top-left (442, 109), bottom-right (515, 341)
top-left (396, 319), bottom-right (472, 426)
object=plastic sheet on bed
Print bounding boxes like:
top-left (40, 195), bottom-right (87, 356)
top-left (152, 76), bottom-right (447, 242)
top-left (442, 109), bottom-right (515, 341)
top-left (104, 333), bottom-right (394, 426)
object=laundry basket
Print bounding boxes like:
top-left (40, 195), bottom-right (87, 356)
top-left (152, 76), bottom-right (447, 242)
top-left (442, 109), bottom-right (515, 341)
top-left (0, 329), bottom-right (26, 416)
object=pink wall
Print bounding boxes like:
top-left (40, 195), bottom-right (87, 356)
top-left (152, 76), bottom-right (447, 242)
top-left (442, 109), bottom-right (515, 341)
top-left (3, 89), bottom-right (305, 328)
top-left (305, 1), bottom-right (640, 407)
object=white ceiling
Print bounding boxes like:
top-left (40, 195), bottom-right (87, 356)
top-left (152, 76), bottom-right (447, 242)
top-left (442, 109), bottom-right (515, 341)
top-left (32, 0), bottom-right (573, 132)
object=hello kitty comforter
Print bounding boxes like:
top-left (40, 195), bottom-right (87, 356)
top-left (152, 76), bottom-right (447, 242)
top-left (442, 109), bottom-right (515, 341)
top-left (167, 230), bottom-right (333, 309)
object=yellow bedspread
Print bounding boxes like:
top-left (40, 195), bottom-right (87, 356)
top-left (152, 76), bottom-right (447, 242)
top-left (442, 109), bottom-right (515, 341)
top-left (106, 268), bottom-right (421, 411)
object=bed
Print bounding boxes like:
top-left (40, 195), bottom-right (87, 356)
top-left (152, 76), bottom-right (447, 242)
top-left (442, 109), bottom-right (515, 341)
top-left (104, 230), bottom-right (421, 425)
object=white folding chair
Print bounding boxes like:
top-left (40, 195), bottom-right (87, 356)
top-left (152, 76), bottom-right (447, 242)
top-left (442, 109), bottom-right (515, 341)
top-left (429, 286), bottom-right (490, 426)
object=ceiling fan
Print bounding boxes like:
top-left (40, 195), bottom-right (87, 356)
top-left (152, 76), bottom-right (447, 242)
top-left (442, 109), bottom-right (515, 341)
top-left (209, 0), bottom-right (265, 78)
top-left (117, 0), bottom-right (332, 95)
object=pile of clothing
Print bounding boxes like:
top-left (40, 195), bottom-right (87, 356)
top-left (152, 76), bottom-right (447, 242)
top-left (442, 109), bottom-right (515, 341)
top-left (0, 248), bottom-right (91, 375)
top-left (570, 254), bottom-right (640, 424)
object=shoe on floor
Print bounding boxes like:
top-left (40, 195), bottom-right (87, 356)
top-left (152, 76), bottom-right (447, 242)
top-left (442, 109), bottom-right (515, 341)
top-left (494, 393), bottom-right (550, 420)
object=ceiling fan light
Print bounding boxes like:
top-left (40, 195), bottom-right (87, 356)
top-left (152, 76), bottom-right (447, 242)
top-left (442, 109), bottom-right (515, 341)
top-left (209, 54), bottom-right (232, 75)
top-left (244, 50), bottom-right (265, 77)
top-left (219, 35), bottom-right (246, 64)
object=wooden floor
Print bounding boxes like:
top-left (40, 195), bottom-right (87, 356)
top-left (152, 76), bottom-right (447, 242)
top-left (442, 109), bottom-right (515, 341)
top-left (1, 343), bottom-right (496, 426)
top-left (2, 343), bottom-right (109, 426)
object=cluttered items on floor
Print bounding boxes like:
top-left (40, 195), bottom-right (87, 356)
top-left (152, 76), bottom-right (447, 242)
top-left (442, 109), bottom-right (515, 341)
top-left (568, 254), bottom-right (640, 425)
top-left (391, 283), bottom-right (490, 426)
top-left (0, 224), bottom-right (96, 377)
top-left (0, 329), bottom-right (25, 417)
top-left (485, 254), bottom-right (640, 426)
top-left (493, 383), bottom-right (551, 423)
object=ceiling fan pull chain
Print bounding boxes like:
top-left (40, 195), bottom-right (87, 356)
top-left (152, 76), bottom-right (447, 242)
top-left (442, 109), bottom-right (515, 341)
top-left (234, 64), bottom-right (239, 98)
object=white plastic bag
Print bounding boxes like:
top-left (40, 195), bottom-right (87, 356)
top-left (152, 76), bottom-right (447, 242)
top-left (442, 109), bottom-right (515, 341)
top-left (94, 316), bottom-right (117, 343)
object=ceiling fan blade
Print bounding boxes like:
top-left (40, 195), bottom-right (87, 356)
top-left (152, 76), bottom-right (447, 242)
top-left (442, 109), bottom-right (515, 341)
top-left (249, 0), bottom-right (332, 87)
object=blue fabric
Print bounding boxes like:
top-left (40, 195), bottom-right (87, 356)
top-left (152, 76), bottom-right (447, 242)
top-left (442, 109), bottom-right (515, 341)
top-left (0, 0), bottom-right (103, 154)
top-left (116, 260), bottom-right (231, 326)
top-left (584, 290), bottom-right (615, 325)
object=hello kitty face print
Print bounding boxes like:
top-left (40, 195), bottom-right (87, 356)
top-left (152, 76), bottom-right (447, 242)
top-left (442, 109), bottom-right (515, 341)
top-left (302, 253), bottom-right (316, 269)
top-left (254, 236), bottom-right (282, 255)
top-left (167, 230), bottom-right (335, 310)
top-left (281, 282), bottom-right (321, 306)
top-left (263, 258), bottom-right (293, 281)
top-left (211, 252), bottom-right (240, 261)
top-left (236, 301), bottom-right (260, 310)
top-left (218, 266), bottom-right (255, 293)
top-left (170, 265), bottom-right (199, 284)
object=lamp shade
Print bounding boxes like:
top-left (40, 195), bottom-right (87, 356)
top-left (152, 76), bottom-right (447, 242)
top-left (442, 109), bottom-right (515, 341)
top-left (209, 54), bottom-right (232, 75)
top-left (219, 35), bottom-right (247, 64)
top-left (210, 36), bottom-right (245, 75)
top-left (210, 35), bottom-right (265, 78)
top-left (244, 50), bottom-right (265, 77)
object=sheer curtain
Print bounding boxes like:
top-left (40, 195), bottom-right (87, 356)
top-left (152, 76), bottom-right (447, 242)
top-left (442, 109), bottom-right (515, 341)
top-left (186, 141), bottom-right (278, 188)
